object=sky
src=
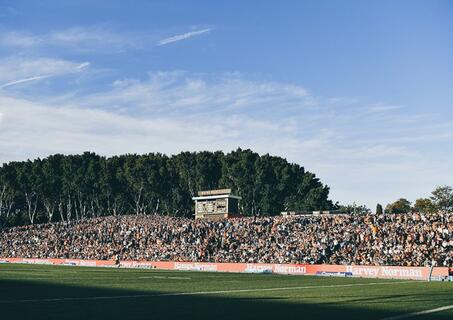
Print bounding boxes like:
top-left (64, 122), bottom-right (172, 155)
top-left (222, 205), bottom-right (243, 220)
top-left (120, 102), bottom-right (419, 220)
top-left (0, 0), bottom-right (452, 209)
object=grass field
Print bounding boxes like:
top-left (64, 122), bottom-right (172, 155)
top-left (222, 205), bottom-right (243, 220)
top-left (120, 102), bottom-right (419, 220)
top-left (0, 264), bottom-right (452, 320)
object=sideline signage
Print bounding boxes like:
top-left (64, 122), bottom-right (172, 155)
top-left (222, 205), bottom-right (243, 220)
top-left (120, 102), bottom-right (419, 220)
top-left (0, 257), bottom-right (449, 281)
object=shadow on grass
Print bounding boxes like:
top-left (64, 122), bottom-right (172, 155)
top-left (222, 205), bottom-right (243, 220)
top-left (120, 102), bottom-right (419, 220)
top-left (0, 279), bottom-right (451, 320)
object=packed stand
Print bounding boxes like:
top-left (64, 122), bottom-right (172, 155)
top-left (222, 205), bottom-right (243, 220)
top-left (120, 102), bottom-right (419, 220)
top-left (0, 212), bottom-right (452, 267)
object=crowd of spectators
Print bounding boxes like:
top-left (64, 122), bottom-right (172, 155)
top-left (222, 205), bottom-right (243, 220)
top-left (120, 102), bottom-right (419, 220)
top-left (0, 212), bottom-right (451, 267)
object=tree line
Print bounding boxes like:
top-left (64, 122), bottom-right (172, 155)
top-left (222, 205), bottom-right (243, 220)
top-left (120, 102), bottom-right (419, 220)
top-left (375, 185), bottom-right (453, 214)
top-left (0, 149), bottom-right (332, 227)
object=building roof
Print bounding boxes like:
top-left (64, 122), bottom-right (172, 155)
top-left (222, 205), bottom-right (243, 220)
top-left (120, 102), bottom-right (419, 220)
top-left (197, 189), bottom-right (232, 196)
top-left (192, 194), bottom-right (242, 200)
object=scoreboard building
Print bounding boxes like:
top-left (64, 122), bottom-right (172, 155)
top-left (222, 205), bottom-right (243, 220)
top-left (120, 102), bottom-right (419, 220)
top-left (192, 189), bottom-right (242, 219)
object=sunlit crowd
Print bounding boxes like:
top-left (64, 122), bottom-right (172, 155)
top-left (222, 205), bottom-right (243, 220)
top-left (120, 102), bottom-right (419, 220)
top-left (1, 212), bottom-right (452, 267)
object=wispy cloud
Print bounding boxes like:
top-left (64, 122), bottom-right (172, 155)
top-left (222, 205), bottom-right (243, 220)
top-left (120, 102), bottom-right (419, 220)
top-left (77, 71), bottom-right (312, 117)
top-left (48, 27), bottom-right (135, 52)
top-left (0, 31), bottom-right (41, 47)
top-left (0, 26), bottom-right (136, 53)
top-left (366, 104), bottom-right (402, 113)
top-left (157, 28), bottom-right (212, 46)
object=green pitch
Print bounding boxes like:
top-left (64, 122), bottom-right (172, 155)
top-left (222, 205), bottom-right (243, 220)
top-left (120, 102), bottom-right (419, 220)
top-left (0, 264), bottom-right (452, 320)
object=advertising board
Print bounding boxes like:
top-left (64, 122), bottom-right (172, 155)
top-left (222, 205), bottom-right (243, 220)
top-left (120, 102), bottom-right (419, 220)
top-left (0, 257), bottom-right (448, 280)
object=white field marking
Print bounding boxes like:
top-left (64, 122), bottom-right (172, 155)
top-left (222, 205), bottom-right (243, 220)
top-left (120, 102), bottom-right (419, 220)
top-left (0, 270), bottom-right (54, 273)
top-left (1, 274), bottom-right (190, 281)
top-left (3, 278), bottom-right (57, 280)
top-left (137, 276), bottom-right (191, 280)
top-left (3, 278), bottom-right (147, 281)
top-left (0, 280), bottom-right (413, 304)
top-left (380, 304), bottom-right (453, 320)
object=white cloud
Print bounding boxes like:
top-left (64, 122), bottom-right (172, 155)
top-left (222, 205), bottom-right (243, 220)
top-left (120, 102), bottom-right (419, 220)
top-left (366, 104), bottom-right (402, 113)
top-left (0, 31), bottom-right (42, 47)
top-left (0, 95), bottom-right (300, 164)
top-left (157, 28), bottom-right (212, 46)
top-left (0, 26), bottom-right (136, 52)
top-left (77, 71), bottom-right (311, 117)
top-left (48, 26), bottom-right (135, 52)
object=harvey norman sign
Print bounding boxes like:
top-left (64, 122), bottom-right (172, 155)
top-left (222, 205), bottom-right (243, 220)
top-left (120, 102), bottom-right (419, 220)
top-left (345, 265), bottom-right (424, 279)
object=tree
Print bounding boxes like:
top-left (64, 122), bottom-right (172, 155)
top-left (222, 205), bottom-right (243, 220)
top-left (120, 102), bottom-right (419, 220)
top-left (413, 198), bottom-right (435, 213)
top-left (40, 155), bottom-right (63, 222)
top-left (0, 184), bottom-right (14, 225)
top-left (376, 203), bottom-right (383, 215)
top-left (430, 185), bottom-right (453, 213)
top-left (337, 203), bottom-right (370, 215)
top-left (125, 155), bottom-right (148, 215)
top-left (17, 160), bottom-right (41, 224)
top-left (220, 149), bottom-right (260, 215)
top-left (385, 198), bottom-right (411, 214)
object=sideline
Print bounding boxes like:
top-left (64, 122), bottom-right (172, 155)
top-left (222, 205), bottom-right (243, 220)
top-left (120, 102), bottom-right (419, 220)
top-left (380, 304), bottom-right (453, 320)
top-left (0, 280), bottom-right (413, 304)
top-left (137, 276), bottom-right (191, 280)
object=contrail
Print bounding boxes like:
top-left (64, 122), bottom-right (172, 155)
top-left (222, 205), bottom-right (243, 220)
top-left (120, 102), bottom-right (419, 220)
top-left (76, 62), bottom-right (90, 70)
top-left (0, 61), bottom-right (90, 89)
top-left (157, 28), bottom-right (212, 46)
top-left (0, 75), bottom-right (52, 89)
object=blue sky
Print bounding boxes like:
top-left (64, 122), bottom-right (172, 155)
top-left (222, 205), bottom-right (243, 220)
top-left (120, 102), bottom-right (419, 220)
top-left (0, 0), bottom-right (452, 209)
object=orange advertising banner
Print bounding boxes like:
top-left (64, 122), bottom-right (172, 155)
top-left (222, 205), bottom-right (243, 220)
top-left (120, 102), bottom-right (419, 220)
top-left (0, 257), bottom-right (449, 280)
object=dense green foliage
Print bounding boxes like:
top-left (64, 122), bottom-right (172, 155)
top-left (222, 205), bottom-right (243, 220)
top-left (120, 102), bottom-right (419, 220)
top-left (385, 198), bottom-right (411, 214)
top-left (413, 198), bottom-right (436, 214)
top-left (386, 186), bottom-right (453, 214)
top-left (0, 149), bottom-right (332, 226)
top-left (1, 264), bottom-right (452, 320)
top-left (430, 185), bottom-right (453, 213)
top-left (376, 203), bottom-right (383, 215)
top-left (334, 203), bottom-right (371, 215)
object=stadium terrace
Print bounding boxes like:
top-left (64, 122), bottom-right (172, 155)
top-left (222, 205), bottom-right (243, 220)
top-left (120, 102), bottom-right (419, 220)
top-left (1, 212), bottom-right (451, 268)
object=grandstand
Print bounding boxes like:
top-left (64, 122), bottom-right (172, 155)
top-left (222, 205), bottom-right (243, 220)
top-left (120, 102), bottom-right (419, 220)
top-left (1, 212), bottom-right (451, 268)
